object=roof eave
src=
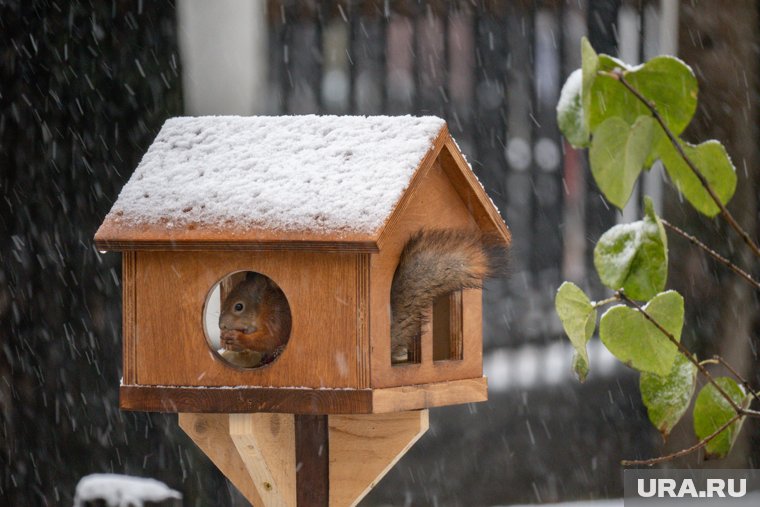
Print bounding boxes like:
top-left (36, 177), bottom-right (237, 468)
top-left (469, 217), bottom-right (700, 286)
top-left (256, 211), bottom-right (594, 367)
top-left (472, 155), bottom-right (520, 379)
top-left (375, 125), bottom-right (511, 249)
top-left (93, 222), bottom-right (380, 253)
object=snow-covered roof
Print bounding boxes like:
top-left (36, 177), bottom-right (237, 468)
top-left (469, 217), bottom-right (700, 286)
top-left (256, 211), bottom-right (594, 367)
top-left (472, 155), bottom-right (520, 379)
top-left (106, 115), bottom-right (446, 234)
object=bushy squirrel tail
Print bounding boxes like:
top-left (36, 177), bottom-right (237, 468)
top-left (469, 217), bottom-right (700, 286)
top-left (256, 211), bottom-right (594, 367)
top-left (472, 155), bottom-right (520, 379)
top-left (390, 229), bottom-right (508, 362)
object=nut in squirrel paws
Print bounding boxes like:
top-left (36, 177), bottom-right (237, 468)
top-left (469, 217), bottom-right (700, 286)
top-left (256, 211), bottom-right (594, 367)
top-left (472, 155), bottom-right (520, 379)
top-left (220, 329), bottom-right (248, 352)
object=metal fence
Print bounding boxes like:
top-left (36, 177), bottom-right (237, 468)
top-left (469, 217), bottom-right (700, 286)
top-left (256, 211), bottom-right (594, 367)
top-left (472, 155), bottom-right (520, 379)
top-left (264, 0), bottom-right (663, 351)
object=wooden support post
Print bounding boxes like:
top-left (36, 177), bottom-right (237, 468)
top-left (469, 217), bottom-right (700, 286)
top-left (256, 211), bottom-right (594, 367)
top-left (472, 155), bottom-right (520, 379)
top-left (328, 410), bottom-right (428, 507)
top-left (295, 415), bottom-right (329, 507)
top-left (178, 413), bottom-right (264, 506)
top-left (229, 413), bottom-right (296, 507)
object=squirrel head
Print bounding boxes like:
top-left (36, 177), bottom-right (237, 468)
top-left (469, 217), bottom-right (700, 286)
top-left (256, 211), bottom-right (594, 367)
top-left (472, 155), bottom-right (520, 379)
top-left (218, 272), bottom-right (270, 333)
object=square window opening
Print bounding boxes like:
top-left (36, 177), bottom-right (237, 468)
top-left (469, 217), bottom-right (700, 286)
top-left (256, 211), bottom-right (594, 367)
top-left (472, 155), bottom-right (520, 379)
top-left (433, 290), bottom-right (463, 362)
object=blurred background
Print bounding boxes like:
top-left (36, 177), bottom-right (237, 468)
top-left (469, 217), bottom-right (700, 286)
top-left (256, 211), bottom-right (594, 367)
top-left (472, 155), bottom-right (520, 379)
top-left (1, 0), bottom-right (759, 505)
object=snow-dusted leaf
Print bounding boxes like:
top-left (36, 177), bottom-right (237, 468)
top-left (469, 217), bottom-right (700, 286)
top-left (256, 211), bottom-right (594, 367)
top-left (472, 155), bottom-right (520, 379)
top-left (660, 139), bottom-right (737, 217)
top-left (555, 282), bottom-right (597, 382)
top-left (594, 197), bottom-right (668, 301)
top-left (640, 353), bottom-right (697, 440)
top-left (557, 69), bottom-right (589, 148)
top-left (599, 290), bottom-right (683, 376)
top-left (693, 377), bottom-right (750, 459)
top-left (587, 54), bottom-right (697, 136)
top-left (589, 116), bottom-right (656, 209)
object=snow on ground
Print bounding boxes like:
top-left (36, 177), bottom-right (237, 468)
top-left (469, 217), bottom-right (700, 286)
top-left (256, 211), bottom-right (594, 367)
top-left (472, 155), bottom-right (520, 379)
top-left (107, 115), bottom-right (446, 234)
top-left (500, 500), bottom-right (622, 507)
top-left (73, 474), bottom-right (181, 507)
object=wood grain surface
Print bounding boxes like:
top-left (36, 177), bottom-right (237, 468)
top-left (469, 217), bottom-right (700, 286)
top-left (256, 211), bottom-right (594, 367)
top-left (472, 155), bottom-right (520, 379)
top-left (328, 410), bottom-right (429, 507)
top-left (295, 415), bottom-right (329, 507)
top-left (120, 377), bottom-right (487, 414)
top-left (132, 249), bottom-right (364, 388)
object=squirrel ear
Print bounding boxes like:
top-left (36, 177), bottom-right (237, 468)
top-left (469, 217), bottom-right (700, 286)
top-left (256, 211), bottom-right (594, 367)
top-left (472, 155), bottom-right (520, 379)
top-left (245, 272), bottom-right (271, 291)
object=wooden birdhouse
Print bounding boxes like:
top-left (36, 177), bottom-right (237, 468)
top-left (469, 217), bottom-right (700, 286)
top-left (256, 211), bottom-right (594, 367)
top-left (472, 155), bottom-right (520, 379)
top-left (95, 115), bottom-right (510, 506)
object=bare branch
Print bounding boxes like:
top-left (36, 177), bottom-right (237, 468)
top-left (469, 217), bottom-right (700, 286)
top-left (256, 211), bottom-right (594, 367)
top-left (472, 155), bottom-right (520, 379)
top-left (713, 355), bottom-right (760, 406)
top-left (592, 295), bottom-right (621, 308)
top-left (605, 69), bottom-right (760, 260)
top-left (615, 290), bottom-right (743, 413)
top-left (621, 413), bottom-right (742, 466)
top-left (661, 219), bottom-right (760, 291)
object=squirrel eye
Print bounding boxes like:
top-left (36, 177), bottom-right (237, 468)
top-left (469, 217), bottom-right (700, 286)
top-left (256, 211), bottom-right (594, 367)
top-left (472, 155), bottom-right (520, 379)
top-left (234, 302), bottom-right (244, 312)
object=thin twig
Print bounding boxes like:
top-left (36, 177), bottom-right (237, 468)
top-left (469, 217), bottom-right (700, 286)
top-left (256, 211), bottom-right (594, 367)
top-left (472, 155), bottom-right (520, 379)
top-left (713, 355), bottom-right (760, 406)
top-left (615, 290), bottom-right (742, 413)
top-left (661, 219), bottom-right (760, 291)
top-left (606, 69), bottom-right (760, 260)
top-left (621, 413), bottom-right (742, 466)
top-left (592, 295), bottom-right (621, 308)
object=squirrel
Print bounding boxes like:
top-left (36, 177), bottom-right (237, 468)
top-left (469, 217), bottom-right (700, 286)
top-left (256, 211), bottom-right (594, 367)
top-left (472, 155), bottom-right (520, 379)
top-left (390, 229), bottom-right (505, 363)
top-left (217, 229), bottom-right (505, 367)
top-left (218, 272), bottom-right (292, 368)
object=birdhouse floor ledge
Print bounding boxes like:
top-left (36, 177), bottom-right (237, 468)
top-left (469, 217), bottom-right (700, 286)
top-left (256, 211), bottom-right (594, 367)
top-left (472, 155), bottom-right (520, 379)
top-left (119, 377), bottom-right (487, 414)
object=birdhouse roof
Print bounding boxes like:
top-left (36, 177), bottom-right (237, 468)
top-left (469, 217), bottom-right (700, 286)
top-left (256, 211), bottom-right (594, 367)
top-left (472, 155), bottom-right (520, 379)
top-left (95, 115), bottom-right (509, 252)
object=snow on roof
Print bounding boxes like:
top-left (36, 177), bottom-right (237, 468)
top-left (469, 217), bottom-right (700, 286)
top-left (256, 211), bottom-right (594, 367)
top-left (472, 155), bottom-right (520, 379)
top-left (108, 115), bottom-right (446, 234)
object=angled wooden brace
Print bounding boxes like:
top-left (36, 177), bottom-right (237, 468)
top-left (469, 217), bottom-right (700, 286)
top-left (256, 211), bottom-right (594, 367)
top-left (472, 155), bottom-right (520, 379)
top-left (179, 410), bottom-right (429, 507)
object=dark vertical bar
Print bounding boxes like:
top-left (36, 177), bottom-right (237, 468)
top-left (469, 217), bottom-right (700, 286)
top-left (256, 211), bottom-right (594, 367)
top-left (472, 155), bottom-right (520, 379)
top-left (500, 2), bottom-right (536, 346)
top-left (411, 4), bottom-right (422, 114)
top-left (352, 2), bottom-right (385, 114)
top-left (268, 1), bottom-right (285, 113)
top-left (585, 0), bottom-right (620, 298)
top-left (636, 0), bottom-right (646, 206)
top-left (473, 2), bottom-right (512, 349)
top-left (281, 1), bottom-right (293, 113)
top-left (558, 1), bottom-right (567, 86)
top-left (442, 0), bottom-right (452, 121)
top-left (295, 414), bottom-right (329, 507)
top-left (315, 2), bottom-right (325, 113)
top-left (587, 0), bottom-right (622, 55)
top-left (637, 0), bottom-right (645, 63)
top-left (530, 5), bottom-right (565, 304)
top-left (415, 3), bottom-right (446, 116)
top-left (380, 0), bottom-right (389, 112)
top-left (348, 1), bottom-right (357, 114)
top-left (527, 3), bottom-right (541, 283)
top-left (472, 2), bottom-right (509, 212)
top-left (446, 2), bottom-right (475, 154)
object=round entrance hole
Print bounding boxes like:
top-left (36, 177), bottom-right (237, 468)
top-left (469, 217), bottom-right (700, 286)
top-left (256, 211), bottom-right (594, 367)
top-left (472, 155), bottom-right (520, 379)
top-left (203, 271), bottom-right (292, 369)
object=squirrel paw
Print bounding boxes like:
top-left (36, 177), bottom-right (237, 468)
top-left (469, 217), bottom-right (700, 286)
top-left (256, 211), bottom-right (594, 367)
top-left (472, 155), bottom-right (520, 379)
top-left (220, 329), bottom-right (246, 352)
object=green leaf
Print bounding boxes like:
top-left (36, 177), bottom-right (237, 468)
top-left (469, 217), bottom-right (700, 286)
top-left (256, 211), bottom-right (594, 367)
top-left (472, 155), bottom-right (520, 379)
top-left (580, 37), bottom-right (599, 134)
top-left (594, 197), bottom-right (668, 300)
top-left (557, 69), bottom-right (589, 148)
top-left (555, 282), bottom-right (597, 382)
top-left (599, 290), bottom-right (683, 375)
top-left (659, 139), bottom-right (737, 217)
top-left (589, 116), bottom-right (656, 208)
top-left (640, 353), bottom-right (697, 440)
top-left (693, 377), bottom-right (750, 459)
top-left (588, 55), bottom-right (697, 135)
